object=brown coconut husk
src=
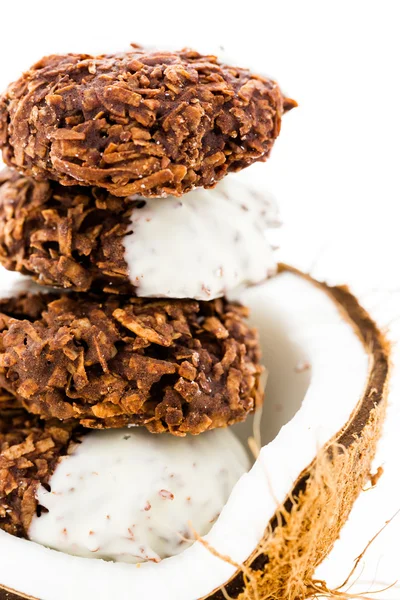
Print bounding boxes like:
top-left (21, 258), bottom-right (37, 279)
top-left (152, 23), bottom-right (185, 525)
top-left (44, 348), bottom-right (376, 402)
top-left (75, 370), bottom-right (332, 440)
top-left (0, 267), bottom-right (390, 600)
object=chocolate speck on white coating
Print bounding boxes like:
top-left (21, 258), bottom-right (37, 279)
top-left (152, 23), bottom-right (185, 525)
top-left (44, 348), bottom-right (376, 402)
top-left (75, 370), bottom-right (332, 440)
top-left (29, 427), bottom-right (249, 564)
top-left (159, 490), bottom-right (174, 500)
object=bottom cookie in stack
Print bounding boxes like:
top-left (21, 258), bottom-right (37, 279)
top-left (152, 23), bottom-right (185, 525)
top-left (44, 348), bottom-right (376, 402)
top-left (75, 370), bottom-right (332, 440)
top-left (0, 272), bottom-right (260, 563)
top-left (0, 399), bottom-right (250, 563)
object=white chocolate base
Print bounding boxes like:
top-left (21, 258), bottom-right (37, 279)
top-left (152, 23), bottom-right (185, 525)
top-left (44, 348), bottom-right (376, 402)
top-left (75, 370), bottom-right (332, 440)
top-left (29, 428), bottom-right (250, 564)
top-left (124, 175), bottom-right (279, 300)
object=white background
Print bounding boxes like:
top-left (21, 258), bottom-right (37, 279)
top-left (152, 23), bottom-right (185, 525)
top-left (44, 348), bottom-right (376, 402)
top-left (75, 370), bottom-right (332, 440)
top-left (0, 1), bottom-right (400, 597)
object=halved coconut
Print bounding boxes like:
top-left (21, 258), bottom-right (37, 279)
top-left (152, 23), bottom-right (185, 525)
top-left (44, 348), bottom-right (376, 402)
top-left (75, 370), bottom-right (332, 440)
top-left (0, 265), bottom-right (389, 600)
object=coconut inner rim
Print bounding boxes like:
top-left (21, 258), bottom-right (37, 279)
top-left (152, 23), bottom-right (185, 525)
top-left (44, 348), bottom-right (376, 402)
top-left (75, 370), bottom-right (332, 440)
top-left (0, 269), bottom-right (371, 600)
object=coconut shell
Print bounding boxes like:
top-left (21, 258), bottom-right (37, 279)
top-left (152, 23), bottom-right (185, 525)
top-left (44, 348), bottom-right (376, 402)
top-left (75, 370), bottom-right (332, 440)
top-left (0, 590), bottom-right (32, 600)
top-left (204, 266), bottom-right (390, 600)
top-left (0, 267), bottom-right (390, 600)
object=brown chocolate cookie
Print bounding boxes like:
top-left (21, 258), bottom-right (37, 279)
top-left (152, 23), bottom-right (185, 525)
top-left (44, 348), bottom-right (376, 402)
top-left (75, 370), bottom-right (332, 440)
top-left (0, 403), bottom-right (77, 538)
top-left (0, 291), bottom-right (263, 435)
top-left (0, 169), bottom-right (132, 293)
top-left (0, 48), bottom-right (296, 197)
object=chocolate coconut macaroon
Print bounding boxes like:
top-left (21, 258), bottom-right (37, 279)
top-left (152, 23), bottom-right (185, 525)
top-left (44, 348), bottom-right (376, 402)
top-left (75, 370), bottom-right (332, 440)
top-left (0, 291), bottom-right (262, 433)
top-left (0, 399), bottom-right (250, 563)
top-left (0, 46), bottom-right (295, 575)
top-left (0, 169), bottom-right (279, 294)
top-left (0, 48), bottom-right (295, 197)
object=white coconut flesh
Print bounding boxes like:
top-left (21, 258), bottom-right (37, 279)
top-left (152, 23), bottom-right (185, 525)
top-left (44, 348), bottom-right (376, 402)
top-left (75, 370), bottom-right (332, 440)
top-left (0, 269), bottom-right (374, 600)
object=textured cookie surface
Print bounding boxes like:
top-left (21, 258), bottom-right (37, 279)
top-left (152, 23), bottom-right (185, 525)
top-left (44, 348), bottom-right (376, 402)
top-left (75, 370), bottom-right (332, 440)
top-left (0, 48), bottom-right (295, 196)
top-left (0, 404), bottom-right (76, 538)
top-left (0, 168), bottom-right (131, 292)
top-left (0, 292), bottom-right (262, 434)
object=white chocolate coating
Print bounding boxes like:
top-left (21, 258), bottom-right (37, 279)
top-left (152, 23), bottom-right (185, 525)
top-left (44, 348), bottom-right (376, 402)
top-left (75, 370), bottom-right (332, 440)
top-left (123, 176), bottom-right (278, 300)
top-left (29, 428), bottom-right (250, 564)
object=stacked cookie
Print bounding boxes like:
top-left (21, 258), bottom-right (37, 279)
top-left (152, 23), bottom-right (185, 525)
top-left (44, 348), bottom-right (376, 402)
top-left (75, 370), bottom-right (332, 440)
top-left (0, 48), bottom-right (294, 557)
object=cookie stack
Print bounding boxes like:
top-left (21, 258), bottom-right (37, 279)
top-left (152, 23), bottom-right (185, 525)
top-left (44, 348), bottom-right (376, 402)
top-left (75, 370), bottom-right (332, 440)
top-left (0, 47), bottom-right (295, 561)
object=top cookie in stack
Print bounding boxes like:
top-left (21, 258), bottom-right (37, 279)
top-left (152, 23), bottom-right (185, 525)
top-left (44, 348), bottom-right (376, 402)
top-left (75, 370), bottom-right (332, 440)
top-left (0, 46), bottom-right (295, 434)
top-left (0, 47), bottom-right (295, 196)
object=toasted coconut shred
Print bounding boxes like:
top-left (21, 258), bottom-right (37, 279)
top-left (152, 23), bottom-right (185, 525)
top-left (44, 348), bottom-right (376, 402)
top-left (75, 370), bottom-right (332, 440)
top-left (0, 168), bottom-right (132, 293)
top-left (0, 407), bottom-right (77, 538)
